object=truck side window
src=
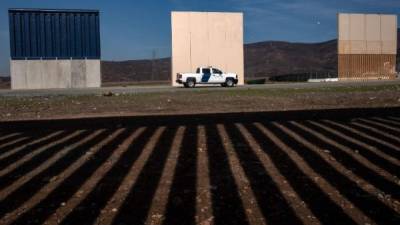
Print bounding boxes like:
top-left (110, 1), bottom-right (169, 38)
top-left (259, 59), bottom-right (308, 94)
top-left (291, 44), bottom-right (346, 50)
top-left (212, 69), bottom-right (222, 74)
top-left (196, 68), bottom-right (200, 73)
top-left (203, 68), bottom-right (211, 74)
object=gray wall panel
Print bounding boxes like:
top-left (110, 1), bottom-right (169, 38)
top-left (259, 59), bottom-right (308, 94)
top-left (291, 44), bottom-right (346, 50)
top-left (71, 60), bottom-right (86, 88)
top-left (10, 60), bottom-right (27, 89)
top-left (26, 60), bottom-right (43, 89)
top-left (85, 60), bottom-right (101, 88)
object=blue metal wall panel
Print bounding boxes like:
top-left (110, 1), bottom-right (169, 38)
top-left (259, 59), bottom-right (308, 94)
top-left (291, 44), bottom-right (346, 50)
top-left (8, 13), bottom-right (15, 58)
top-left (8, 9), bottom-right (100, 59)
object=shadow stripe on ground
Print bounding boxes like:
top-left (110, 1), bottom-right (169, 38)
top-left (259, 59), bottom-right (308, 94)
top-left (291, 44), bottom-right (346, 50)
top-left (1, 107), bottom-right (400, 130)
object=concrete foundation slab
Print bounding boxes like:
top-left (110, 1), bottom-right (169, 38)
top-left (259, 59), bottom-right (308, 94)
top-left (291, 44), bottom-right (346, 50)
top-left (58, 60), bottom-right (72, 88)
top-left (10, 60), bottom-right (27, 90)
top-left (42, 60), bottom-right (59, 89)
top-left (10, 59), bottom-right (101, 89)
top-left (85, 60), bottom-right (101, 88)
top-left (71, 60), bottom-right (87, 88)
top-left (26, 60), bottom-right (43, 89)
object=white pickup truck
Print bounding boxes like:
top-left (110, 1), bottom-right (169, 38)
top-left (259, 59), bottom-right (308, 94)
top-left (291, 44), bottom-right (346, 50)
top-left (176, 67), bottom-right (239, 88)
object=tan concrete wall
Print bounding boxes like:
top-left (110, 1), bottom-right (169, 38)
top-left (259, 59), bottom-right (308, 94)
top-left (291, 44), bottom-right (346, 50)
top-left (10, 59), bottom-right (101, 90)
top-left (171, 11), bottom-right (244, 86)
top-left (338, 13), bottom-right (397, 54)
top-left (338, 13), bottom-right (397, 80)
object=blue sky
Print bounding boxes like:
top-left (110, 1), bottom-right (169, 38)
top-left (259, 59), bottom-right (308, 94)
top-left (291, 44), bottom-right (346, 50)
top-left (0, 0), bottom-right (399, 75)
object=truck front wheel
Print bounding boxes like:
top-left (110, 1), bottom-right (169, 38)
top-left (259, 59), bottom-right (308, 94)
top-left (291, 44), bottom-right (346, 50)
top-left (185, 78), bottom-right (196, 88)
top-left (225, 78), bottom-right (235, 87)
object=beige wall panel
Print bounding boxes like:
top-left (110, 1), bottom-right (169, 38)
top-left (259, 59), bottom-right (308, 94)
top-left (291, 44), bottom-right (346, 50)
top-left (338, 14), bottom-right (350, 40)
top-left (350, 40), bottom-right (367, 54)
top-left (171, 11), bottom-right (244, 86)
top-left (338, 40), bottom-right (352, 54)
top-left (381, 15), bottom-right (397, 41)
top-left (382, 42), bottom-right (397, 55)
top-left (381, 15), bottom-right (397, 54)
top-left (366, 15), bottom-right (380, 41)
top-left (349, 14), bottom-right (367, 53)
top-left (366, 41), bottom-right (382, 54)
top-left (338, 14), bottom-right (351, 54)
top-left (225, 13), bottom-right (244, 85)
top-left (349, 14), bottom-right (365, 41)
top-left (10, 60), bottom-right (27, 90)
top-left (208, 13), bottom-right (228, 71)
top-left (171, 12), bottom-right (191, 84)
top-left (189, 12), bottom-right (210, 72)
top-left (26, 60), bottom-right (43, 89)
top-left (338, 13), bottom-right (397, 55)
top-left (366, 14), bottom-right (381, 54)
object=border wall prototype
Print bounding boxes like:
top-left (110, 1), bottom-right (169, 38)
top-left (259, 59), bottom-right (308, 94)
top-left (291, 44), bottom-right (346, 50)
top-left (338, 13), bottom-right (397, 80)
top-left (9, 9), bottom-right (101, 89)
top-left (171, 11), bottom-right (244, 86)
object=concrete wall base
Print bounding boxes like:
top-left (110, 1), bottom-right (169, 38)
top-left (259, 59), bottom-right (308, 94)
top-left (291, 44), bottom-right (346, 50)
top-left (10, 59), bottom-right (101, 90)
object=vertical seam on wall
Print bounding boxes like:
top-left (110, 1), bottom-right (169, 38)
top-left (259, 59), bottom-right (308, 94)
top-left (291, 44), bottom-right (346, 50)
top-left (207, 13), bottom-right (210, 67)
top-left (349, 14), bottom-right (351, 54)
top-left (379, 15), bottom-right (382, 76)
top-left (363, 14), bottom-right (366, 55)
top-left (379, 15), bottom-right (382, 55)
top-left (189, 13), bottom-right (192, 71)
top-left (225, 15), bottom-right (227, 72)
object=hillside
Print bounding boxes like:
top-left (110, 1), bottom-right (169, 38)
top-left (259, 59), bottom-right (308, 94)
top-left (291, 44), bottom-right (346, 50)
top-left (101, 58), bottom-right (170, 83)
top-left (244, 40), bottom-right (337, 78)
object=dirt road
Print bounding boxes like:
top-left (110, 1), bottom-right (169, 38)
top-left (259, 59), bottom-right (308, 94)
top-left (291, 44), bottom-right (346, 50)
top-left (0, 107), bottom-right (399, 225)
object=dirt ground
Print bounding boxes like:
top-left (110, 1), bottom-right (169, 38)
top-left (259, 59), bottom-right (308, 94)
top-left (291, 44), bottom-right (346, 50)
top-left (0, 108), bottom-right (399, 225)
top-left (0, 84), bottom-right (400, 121)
